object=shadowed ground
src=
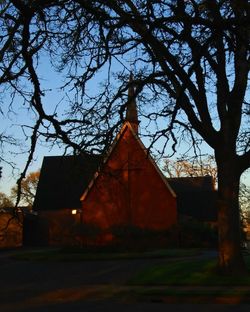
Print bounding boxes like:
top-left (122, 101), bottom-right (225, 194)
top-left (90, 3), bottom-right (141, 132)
top-left (1, 248), bottom-right (250, 312)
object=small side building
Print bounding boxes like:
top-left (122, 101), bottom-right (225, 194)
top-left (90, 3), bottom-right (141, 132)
top-left (167, 176), bottom-right (217, 247)
top-left (167, 176), bottom-right (217, 224)
top-left (32, 154), bottom-right (101, 246)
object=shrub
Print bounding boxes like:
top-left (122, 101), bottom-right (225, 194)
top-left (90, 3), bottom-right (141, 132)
top-left (178, 219), bottom-right (217, 248)
top-left (110, 224), bottom-right (178, 250)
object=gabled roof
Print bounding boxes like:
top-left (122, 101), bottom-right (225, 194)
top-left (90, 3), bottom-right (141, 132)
top-left (33, 154), bottom-right (101, 211)
top-left (167, 176), bottom-right (215, 193)
top-left (167, 176), bottom-right (217, 221)
top-left (80, 121), bottom-right (176, 201)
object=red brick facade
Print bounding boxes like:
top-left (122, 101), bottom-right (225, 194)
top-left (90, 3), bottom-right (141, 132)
top-left (81, 122), bottom-right (177, 237)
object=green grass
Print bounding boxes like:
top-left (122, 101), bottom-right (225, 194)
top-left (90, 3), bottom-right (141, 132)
top-left (10, 247), bottom-right (201, 262)
top-left (128, 255), bottom-right (250, 286)
top-left (11, 247), bottom-right (250, 287)
top-left (115, 286), bottom-right (250, 303)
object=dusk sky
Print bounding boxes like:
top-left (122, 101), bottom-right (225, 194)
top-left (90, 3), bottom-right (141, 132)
top-left (1, 56), bottom-right (249, 196)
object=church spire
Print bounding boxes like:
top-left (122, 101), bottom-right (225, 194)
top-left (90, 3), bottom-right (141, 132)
top-left (125, 73), bottom-right (139, 133)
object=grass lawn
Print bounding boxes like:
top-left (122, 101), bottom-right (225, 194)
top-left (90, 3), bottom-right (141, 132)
top-left (10, 247), bottom-right (201, 261)
top-left (9, 247), bottom-right (250, 302)
top-left (124, 253), bottom-right (250, 302)
top-left (128, 254), bottom-right (250, 286)
top-left (11, 247), bottom-right (250, 287)
top-left (11, 247), bottom-right (250, 288)
top-left (115, 285), bottom-right (250, 304)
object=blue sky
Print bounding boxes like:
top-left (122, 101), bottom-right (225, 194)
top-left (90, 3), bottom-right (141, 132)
top-left (1, 56), bottom-right (250, 196)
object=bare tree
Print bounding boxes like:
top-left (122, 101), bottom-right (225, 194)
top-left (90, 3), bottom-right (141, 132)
top-left (239, 182), bottom-right (250, 225)
top-left (11, 171), bottom-right (40, 207)
top-left (0, 1), bottom-right (249, 274)
top-left (0, 191), bottom-right (13, 208)
top-left (163, 156), bottom-right (217, 182)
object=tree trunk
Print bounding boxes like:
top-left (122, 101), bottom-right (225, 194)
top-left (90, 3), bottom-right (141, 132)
top-left (216, 157), bottom-right (246, 275)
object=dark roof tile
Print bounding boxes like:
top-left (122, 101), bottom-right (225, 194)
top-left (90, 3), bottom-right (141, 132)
top-left (33, 154), bottom-right (101, 211)
top-left (167, 176), bottom-right (217, 222)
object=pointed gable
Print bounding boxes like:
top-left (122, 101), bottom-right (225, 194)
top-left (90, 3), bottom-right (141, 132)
top-left (81, 122), bottom-right (175, 202)
top-left (81, 121), bottom-right (177, 231)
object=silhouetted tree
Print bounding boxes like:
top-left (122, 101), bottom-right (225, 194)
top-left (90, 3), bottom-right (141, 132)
top-left (11, 171), bottom-right (40, 207)
top-left (0, 192), bottom-right (13, 208)
top-left (239, 182), bottom-right (250, 227)
top-left (0, 1), bottom-right (249, 274)
top-left (163, 156), bottom-right (217, 183)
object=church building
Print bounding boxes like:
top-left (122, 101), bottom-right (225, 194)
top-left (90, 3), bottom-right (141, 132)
top-left (80, 84), bottom-right (177, 242)
top-left (32, 79), bottom-right (216, 247)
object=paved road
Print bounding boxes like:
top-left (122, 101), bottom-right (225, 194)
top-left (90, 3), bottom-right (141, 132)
top-left (0, 250), bottom-right (168, 311)
top-left (1, 249), bottom-right (250, 312)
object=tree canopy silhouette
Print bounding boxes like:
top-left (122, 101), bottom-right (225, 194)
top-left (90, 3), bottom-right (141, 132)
top-left (11, 171), bottom-right (40, 207)
top-left (0, 0), bottom-right (249, 274)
